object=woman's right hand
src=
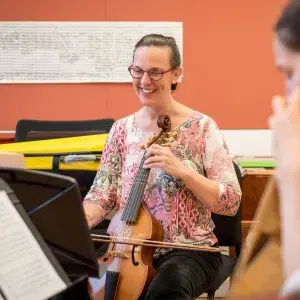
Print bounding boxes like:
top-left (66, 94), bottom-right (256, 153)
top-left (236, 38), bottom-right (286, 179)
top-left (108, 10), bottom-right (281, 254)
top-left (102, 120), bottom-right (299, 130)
top-left (83, 203), bottom-right (103, 229)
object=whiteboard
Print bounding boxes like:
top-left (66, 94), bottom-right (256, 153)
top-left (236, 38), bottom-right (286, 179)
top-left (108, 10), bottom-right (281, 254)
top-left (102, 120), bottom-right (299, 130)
top-left (0, 22), bottom-right (183, 83)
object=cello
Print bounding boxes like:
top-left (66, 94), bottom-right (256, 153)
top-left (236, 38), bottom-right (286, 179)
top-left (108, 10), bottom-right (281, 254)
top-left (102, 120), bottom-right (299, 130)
top-left (228, 177), bottom-right (284, 298)
top-left (89, 115), bottom-right (220, 300)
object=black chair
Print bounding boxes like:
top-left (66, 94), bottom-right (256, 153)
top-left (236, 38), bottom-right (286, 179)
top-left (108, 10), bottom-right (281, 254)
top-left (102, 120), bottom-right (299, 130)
top-left (204, 161), bottom-right (242, 300)
top-left (14, 118), bottom-right (116, 239)
top-left (14, 118), bottom-right (115, 142)
top-left (14, 118), bottom-right (116, 243)
top-left (13, 118), bottom-right (115, 196)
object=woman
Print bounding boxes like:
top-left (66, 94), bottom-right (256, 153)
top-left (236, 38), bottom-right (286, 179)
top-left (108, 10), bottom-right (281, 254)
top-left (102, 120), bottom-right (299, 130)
top-left (270, 0), bottom-right (300, 298)
top-left (229, 1), bottom-right (300, 299)
top-left (83, 34), bottom-right (241, 300)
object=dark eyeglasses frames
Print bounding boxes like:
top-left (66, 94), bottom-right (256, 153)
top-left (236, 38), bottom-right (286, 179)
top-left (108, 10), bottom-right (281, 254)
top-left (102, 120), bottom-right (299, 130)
top-left (128, 66), bottom-right (172, 81)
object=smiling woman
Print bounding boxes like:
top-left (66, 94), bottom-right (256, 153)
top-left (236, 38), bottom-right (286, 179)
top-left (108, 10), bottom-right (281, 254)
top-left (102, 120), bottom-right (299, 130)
top-left (83, 33), bottom-right (242, 300)
top-left (127, 35), bottom-right (182, 114)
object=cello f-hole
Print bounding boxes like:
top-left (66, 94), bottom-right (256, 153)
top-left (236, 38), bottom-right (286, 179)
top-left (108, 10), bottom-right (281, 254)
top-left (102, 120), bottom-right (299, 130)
top-left (131, 245), bottom-right (139, 266)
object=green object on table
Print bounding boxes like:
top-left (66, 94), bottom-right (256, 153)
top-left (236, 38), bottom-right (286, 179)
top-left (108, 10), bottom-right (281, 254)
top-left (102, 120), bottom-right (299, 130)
top-left (238, 160), bottom-right (276, 168)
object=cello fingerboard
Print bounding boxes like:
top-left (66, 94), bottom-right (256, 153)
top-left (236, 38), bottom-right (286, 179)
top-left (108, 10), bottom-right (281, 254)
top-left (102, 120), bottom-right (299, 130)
top-left (104, 271), bottom-right (120, 300)
top-left (121, 153), bottom-right (150, 223)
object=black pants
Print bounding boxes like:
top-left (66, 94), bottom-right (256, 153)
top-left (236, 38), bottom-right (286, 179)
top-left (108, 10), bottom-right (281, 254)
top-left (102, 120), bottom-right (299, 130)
top-left (144, 248), bottom-right (222, 300)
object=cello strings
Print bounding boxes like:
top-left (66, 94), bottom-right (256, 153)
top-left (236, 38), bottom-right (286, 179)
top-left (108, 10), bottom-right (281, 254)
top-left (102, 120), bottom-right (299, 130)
top-left (111, 152), bottom-right (147, 273)
top-left (106, 130), bottom-right (169, 272)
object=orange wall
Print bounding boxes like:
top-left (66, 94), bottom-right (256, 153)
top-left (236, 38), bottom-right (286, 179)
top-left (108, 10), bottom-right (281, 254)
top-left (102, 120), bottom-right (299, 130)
top-left (0, 0), bottom-right (287, 130)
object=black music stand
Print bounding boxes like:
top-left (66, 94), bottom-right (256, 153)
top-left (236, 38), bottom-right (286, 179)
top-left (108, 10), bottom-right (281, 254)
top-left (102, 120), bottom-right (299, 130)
top-left (0, 167), bottom-right (100, 299)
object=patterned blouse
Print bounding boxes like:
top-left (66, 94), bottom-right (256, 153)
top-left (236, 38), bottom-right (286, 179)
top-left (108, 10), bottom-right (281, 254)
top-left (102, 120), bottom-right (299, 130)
top-left (83, 111), bottom-right (242, 257)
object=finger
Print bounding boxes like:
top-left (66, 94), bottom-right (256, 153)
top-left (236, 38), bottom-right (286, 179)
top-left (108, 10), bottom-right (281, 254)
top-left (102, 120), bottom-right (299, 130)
top-left (144, 156), bottom-right (162, 165)
top-left (267, 115), bottom-right (274, 129)
top-left (150, 144), bottom-right (165, 150)
top-left (143, 157), bottom-right (164, 169)
top-left (146, 148), bottom-right (160, 158)
top-left (151, 144), bottom-right (172, 154)
top-left (268, 115), bottom-right (274, 128)
top-left (271, 95), bottom-right (286, 114)
top-left (147, 145), bottom-right (170, 157)
top-left (143, 162), bottom-right (163, 169)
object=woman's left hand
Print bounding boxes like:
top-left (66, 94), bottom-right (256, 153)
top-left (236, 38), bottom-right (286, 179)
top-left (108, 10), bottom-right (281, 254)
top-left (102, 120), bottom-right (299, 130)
top-left (143, 144), bottom-right (187, 179)
top-left (268, 89), bottom-right (300, 180)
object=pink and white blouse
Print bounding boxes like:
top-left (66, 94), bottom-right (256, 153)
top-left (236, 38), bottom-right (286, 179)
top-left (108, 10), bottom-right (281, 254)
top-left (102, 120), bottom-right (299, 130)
top-left (84, 111), bottom-right (242, 256)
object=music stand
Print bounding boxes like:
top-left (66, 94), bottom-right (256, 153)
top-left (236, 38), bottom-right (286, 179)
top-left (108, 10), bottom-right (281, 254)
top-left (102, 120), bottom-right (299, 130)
top-left (0, 167), bottom-right (99, 280)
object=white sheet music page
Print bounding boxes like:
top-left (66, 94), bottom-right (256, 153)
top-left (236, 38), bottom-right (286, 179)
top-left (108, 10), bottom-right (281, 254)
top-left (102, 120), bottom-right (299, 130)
top-left (0, 21), bottom-right (183, 83)
top-left (0, 190), bottom-right (67, 300)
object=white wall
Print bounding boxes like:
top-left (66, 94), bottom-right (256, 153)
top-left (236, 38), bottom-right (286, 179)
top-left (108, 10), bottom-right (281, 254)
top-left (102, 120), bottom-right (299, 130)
top-left (221, 129), bottom-right (273, 157)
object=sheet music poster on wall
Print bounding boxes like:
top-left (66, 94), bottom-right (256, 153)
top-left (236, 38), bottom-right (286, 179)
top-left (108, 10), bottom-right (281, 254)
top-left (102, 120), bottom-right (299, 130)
top-left (0, 22), bottom-right (183, 83)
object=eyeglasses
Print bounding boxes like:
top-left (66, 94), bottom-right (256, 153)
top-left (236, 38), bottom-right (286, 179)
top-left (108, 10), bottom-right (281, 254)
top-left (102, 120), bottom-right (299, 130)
top-left (128, 66), bottom-right (172, 81)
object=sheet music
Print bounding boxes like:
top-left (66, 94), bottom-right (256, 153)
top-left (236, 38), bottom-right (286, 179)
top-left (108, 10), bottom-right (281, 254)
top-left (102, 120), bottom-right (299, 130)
top-left (0, 191), bottom-right (67, 300)
top-left (0, 22), bottom-right (183, 83)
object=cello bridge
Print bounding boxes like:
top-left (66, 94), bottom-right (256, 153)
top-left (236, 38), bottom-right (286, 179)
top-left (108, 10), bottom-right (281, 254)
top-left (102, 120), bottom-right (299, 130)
top-left (109, 251), bottom-right (129, 259)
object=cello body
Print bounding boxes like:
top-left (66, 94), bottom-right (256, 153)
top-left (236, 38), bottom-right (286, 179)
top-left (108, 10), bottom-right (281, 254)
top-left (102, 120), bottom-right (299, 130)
top-left (89, 203), bottom-right (164, 300)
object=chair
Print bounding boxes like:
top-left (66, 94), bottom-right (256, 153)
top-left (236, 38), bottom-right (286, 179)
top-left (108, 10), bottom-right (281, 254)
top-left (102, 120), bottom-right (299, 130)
top-left (13, 118), bottom-right (115, 197)
top-left (204, 161), bottom-right (243, 300)
top-left (13, 118), bottom-right (116, 239)
top-left (14, 118), bottom-right (115, 142)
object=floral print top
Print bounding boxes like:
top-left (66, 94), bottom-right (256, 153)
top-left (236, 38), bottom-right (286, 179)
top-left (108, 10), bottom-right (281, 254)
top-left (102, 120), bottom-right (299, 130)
top-left (83, 111), bottom-right (242, 257)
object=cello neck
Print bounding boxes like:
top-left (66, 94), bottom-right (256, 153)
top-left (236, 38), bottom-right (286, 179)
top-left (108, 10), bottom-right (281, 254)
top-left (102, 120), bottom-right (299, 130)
top-left (121, 114), bottom-right (172, 223)
top-left (121, 153), bottom-right (150, 223)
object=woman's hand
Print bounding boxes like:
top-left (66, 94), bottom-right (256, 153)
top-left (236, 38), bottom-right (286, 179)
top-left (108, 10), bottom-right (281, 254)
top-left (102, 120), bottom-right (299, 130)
top-left (268, 89), bottom-right (300, 180)
top-left (143, 144), bottom-right (188, 179)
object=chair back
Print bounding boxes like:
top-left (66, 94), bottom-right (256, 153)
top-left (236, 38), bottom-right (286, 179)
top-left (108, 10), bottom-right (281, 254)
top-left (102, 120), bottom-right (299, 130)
top-left (15, 119), bottom-right (115, 142)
